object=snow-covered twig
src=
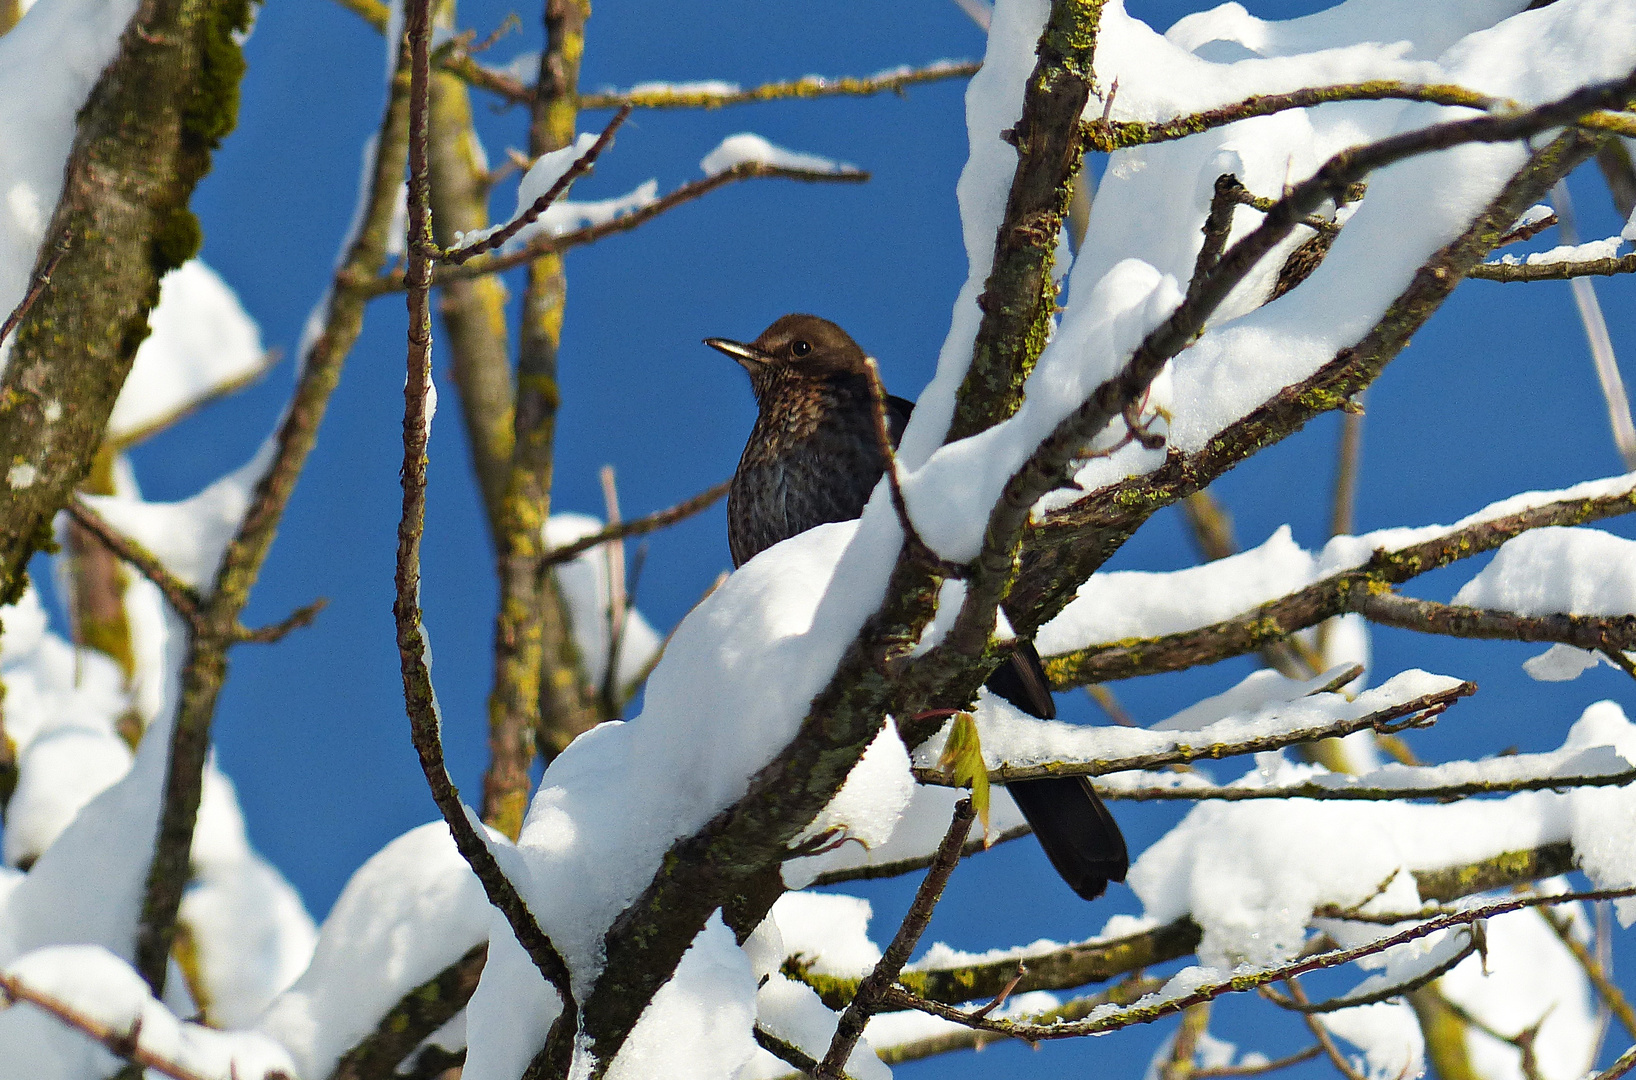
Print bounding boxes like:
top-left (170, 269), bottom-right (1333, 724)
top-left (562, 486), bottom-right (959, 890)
top-left (366, 160), bottom-right (869, 294)
top-left (877, 887), bottom-right (1636, 1043)
top-left (1045, 478), bottom-right (1636, 686)
top-left (1468, 251), bottom-right (1636, 281)
top-left (580, 60), bottom-right (983, 111)
top-left (915, 679), bottom-right (1471, 785)
top-left (394, 0), bottom-right (578, 1062)
top-left (1098, 764), bottom-right (1636, 803)
top-left (329, 943), bottom-right (487, 1080)
top-left (440, 105), bottom-right (631, 264)
top-left (0, 971), bottom-right (228, 1080)
top-left (942, 74), bottom-right (1636, 680)
top-left (816, 800), bottom-right (975, 1078)
top-left (1359, 591), bottom-right (1636, 652)
top-left (1595, 1042), bottom-right (1636, 1080)
top-left (1015, 127), bottom-right (1612, 635)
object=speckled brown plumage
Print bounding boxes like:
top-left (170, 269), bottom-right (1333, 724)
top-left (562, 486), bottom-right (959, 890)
top-left (708, 314), bottom-right (1128, 901)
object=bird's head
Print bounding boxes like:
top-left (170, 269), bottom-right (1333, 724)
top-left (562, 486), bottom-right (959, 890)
top-left (705, 314), bottom-right (871, 402)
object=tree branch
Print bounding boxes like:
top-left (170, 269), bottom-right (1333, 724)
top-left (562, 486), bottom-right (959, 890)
top-left (539, 480), bottom-right (729, 568)
top-left (328, 944), bottom-right (486, 1080)
top-left (65, 497), bottom-right (205, 633)
top-left (816, 799), bottom-right (975, 1078)
top-left (392, 0), bottom-right (576, 1033)
top-left (1467, 251), bottom-right (1636, 281)
top-left (364, 162), bottom-right (870, 294)
top-left (1011, 124), bottom-right (1613, 637)
top-left (1044, 478), bottom-right (1636, 686)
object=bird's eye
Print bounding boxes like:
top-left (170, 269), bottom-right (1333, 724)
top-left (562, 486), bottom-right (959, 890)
top-left (790, 340), bottom-right (812, 358)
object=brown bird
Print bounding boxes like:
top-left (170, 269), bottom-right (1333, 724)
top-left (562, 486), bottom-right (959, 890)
top-left (707, 313), bottom-right (1128, 900)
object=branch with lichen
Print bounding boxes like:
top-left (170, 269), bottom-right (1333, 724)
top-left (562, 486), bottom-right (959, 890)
top-left (1043, 479), bottom-right (1636, 686)
top-left (328, 944), bottom-right (486, 1080)
top-left (1010, 124), bottom-right (1612, 634)
top-left (790, 842), bottom-right (1577, 1011)
top-left (1467, 250), bottom-right (1636, 281)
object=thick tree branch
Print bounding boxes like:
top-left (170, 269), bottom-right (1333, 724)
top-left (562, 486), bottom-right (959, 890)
top-left (0, 0), bottom-right (253, 604)
top-left (950, 0), bottom-right (1106, 441)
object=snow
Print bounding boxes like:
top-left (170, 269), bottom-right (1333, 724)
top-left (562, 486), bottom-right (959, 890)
top-left (700, 134), bottom-right (854, 178)
top-left (1453, 527), bottom-right (1636, 617)
top-left (738, 973), bottom-right (889, 1080)
top-left (1495, 235), bottom-right (1627, 266)
top-left (2, 944), bottom-right (297, 1080)
top-left (257, 821), bottom-right (499, 1079)
top-left (545, 513), bottom-right (662, 693)
top-left (1523, 643), bottom-right (1612, 682)
top-left (624, 79), bottom-right (740, 97)
top-left (766, 892), bottom-right (881, 977)
top-left (1037, 474), bottom-right (1636, 657)
top-left (107, 261), bottom-right (267, 444)
top-left (452, 132), bottom-right (599, 251)
top-left (1126, 700), bottom-right (1636, 968)
top-left (915, 669), bottom-right (1464, 774)
top-left (3, 728), bottom-right (132, 868)
top-left (1321, 1002), bottom-right (1425, 1080)
top-left (789, 723), bottom-right (913, 872)
top-left (0, 0), bottom-right (143, 358)
top-left (80, 439), bottom-right (275, 592)
top-left (1439, 890), bottom-right (1597, 1080)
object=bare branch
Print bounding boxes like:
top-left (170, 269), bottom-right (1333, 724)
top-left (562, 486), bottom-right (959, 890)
top-left (539, 480), bottom-right (730, 568)
top-left (364, 162), bottom-right (869, 294)
top-left (393, 0), bottom-right (576, 1029)
top-left (65, 497), bottom-right (205, 634)
top-left (816, 800), bottom-right (975, 1078)
top-left (440, 104), bottom-right (632, 264)
top-left (1083, 81), bottom-right (1504, 153)
top-left (234, 598), bottom-right (328, 644)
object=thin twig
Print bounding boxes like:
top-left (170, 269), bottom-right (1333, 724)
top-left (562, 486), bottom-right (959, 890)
top-left (1597, 1044), bottom-right (1636, 1080)
top-left (580, 60), bottom-right (982, 110)
top-left (1085, 684), bottom-right (1138, 726)
top-left (599, 465), bottom-right (628, 715)
top-left (368, 162), bottom-right (869, 294)
top-left (540, 480), bottom-right (729, 567)
top-left (1281, 979), bottom-right (1369, 1080)
top-left (441, 104), bottom-right (631, 263)
top-left (65, 497), bottom-right (205, 633)
top-left (0, 232), bottom-right (71, 349)
top-left (1193, 1046), bottom-right (1325, 1079)
top-left (913, 681), bottom-right (1472, 785)
top-left (0, 971), bottom-right (230, 1080)
top-left (873, 886), bottom-right (1636, 1043)
top-left (814, 799), bottom-right (976, 1079)
top-left (235, 598), bottom-right (329, 644)
top-left (1495, 211), bottom-right (1558, 247)
top-left (394, 0), bottom-right (576, 1023)
top-left (862, 356), bottom-right (967, 578)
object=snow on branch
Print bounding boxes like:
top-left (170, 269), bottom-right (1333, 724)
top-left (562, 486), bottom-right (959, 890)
top-left (874, 887), bottom-right (1636, 1044)
top-left (1469, 249), bottom-right (1636, 282)
top-left (914, 670), bottom-right (1472, 785)
top-left (368, 158), bottom-right (869, 294)
top-left (1040, 474), bottom-right (1636, 686)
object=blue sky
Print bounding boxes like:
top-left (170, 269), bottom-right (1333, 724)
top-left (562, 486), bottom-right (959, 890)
top-left (85, 0), bottom-right (1636, 1074)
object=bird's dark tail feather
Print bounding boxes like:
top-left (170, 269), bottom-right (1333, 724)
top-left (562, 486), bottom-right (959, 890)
top-left (1004, 777), bottom-right (1129, 901)
top-left (984, 641), bottom-right (1130, 900)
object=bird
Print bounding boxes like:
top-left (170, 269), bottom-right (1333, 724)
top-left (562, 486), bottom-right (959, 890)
top-left (707, 313), bottom-right (1129, 900)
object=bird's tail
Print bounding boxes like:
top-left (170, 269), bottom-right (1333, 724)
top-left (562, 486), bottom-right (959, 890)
top-left (1004, 777), bottom-right (1129, 901)
top-left (985, 640), bottom-right (1130, 900)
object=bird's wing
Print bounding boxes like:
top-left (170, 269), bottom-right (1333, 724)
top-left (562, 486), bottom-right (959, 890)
top-left (885, 395), bottom-right (915, 451)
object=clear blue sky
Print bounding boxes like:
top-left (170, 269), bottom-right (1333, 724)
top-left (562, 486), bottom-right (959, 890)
top-left (88, 0), bottom-right (1636, 1074)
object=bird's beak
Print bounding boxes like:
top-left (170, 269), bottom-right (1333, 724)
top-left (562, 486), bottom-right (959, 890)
top-left (704, 337), bottom-right (768, 371)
